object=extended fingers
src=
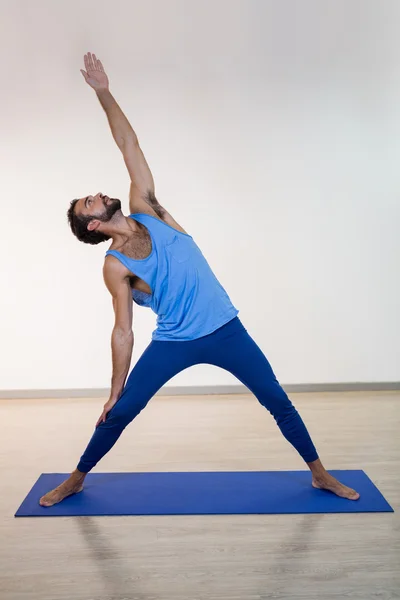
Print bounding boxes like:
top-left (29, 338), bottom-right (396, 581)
top-left (88, 52), bottom-right (95, 71)
top-left (84, 52), bottom-right (100, 71)
top-left (92, 53), bottom-right (105, 72)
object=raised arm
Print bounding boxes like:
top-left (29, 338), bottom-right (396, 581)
top-left (95, 258), bottom-right (134, 427)
top-left (81, 53), bottom-right (153, 207)
top-left (96, 89), bottom-right (156, 211)
top-left (80, 52), bottom-right (187, 232)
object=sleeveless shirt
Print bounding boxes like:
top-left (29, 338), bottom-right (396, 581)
top-left (105, 213), bottom-right (238, 341)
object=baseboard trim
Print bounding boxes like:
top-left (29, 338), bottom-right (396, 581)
top-left (1, 382), bottom-right (399, 399)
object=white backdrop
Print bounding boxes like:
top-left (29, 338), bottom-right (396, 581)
top-left (1, 0), bottom-right (399, 390)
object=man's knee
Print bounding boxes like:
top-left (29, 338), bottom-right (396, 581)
top-left (256, 382), bottom-right (294, 417)
top-left (105, 397), bottom-right (148, 429)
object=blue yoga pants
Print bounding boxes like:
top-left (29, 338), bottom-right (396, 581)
top-left (77, 317), bottom-right (319, 472)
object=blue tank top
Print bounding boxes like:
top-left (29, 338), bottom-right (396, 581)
top-left (105, 213), bottom-right (238, 341)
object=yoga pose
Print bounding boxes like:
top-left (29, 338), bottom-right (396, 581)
top-left (40, 53), bottom-right (359, 506)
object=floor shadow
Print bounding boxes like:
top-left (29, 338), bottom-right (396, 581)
top-left (76, 516), bottom-right (151, 600)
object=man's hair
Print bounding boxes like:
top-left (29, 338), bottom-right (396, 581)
top-left (67, 199), bottom-right (111, 245)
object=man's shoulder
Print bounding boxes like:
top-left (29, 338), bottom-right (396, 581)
top-left (103, 252), bottom-right (131, 277)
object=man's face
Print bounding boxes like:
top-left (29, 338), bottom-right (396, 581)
top-left (75, 192), bottom-right (122, 223)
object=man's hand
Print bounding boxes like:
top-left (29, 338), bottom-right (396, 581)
top-left (81, 52), bottom-right (109, 91)
top-left (95, 397), bottom-right (118, 428)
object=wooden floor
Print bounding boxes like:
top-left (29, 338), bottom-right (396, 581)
top-left (0, 391), bottom-right (399, 600)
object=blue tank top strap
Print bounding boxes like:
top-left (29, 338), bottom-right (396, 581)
top-left (129, 213), bottom-right (192, 239)
top-left (105, 249), bottom-right (131, 269)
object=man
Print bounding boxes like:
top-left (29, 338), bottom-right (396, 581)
top-left (40, 53), bottom-right (359, 507)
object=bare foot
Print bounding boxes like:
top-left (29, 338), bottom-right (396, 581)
top-left (39, 478), bottom-right (84, 507)
top-left (312, 473), bottom-right (360, 500)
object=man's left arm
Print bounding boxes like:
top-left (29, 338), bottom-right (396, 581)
top-left (81, 53), bottom-right (186, 231)
top-left (95, 86), bottom-right (155, 212)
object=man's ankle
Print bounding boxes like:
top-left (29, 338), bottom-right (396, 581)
top-left (307, 458), bottom-right (328, 478)
top-left (71, 468), bottom-right (86, 480)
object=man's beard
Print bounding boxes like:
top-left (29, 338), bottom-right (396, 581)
top-left (96, 197), bottom-right (122, 222)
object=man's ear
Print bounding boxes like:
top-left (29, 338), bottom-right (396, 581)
top-left (87, 219), bottom-right (101, 232)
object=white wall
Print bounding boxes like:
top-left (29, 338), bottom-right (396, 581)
top-left (1, 0), bottom-right (399, 390)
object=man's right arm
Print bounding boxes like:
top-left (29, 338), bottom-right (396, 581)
top-left (103, 258), bottom-right (134, 403)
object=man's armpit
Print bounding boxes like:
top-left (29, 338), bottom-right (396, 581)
top-left (143, 190), bottom-right (166, 219)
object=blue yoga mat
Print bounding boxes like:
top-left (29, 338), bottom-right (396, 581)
top-left (15, 470), bottom-right (393, 517)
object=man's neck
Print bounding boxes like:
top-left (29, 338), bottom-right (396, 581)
top-left (107, 213), bottom-right (139, 243)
